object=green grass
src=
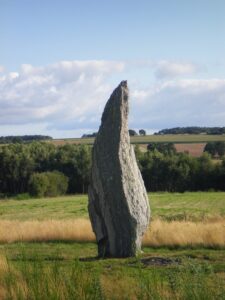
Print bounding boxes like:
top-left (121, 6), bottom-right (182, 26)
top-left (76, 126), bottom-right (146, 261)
top-left (0, 192), bottom-right (225, 299)
top-left (0, 243), bottom-right (225, 299)
top-left (50, 134), bottom-right (225, 145)
top-left (0, 195), bottom-right (88, 220)
top-left (150, 192), bottom-right (225, 221)
top-left (0, 192), bottom-right (224, 221)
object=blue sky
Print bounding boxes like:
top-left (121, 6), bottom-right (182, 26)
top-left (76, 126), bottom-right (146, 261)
top-left (0, 0), bottom-right (225, 137)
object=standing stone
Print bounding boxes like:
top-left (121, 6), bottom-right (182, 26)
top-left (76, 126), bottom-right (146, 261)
top-left (88, 81), bottom-right (150, 257)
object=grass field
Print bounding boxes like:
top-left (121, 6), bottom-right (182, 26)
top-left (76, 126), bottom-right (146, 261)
top-left (0, 243), bottom-right (225, 299)
top-left (0, 192), bottom-right (225, 299)
top-left (1, 192), bottom-right (224, 221)
top-left (49, 134), bottom-right (225, 146)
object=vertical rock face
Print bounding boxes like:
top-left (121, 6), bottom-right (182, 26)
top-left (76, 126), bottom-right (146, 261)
top-left (88, 81), bottom-right (150, 257)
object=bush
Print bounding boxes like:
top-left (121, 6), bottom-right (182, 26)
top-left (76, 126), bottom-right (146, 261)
top-left (15, 193), bottom-right (31, 200)
top-left (45, 171), bottom-right (69, 197)
top-left (147, 142), bottom-right (176, 155)
top-left (129, 129), bottom-right (138, 136)
top-left (29, 173), bottom-right (49, 197)
top-left (204, 141), bottom-right (225, 157)
top-left (29, 171), bottom-right (68, 197)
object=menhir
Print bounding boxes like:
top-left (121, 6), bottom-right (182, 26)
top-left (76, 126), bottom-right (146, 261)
top-left (88, 81), bottom-right (150, 257)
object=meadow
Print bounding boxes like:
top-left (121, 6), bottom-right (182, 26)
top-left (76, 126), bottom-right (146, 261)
top-left (0, 192), bottom-right (225, 299)
top-left (0, 192), bottom-right (225, 221)
top-left (50, 134), bottom-right (225, 146)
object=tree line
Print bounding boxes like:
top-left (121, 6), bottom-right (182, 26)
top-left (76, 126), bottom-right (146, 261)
top-left (0, 135), bottom-right (52, 144)
top-left (0, 141), bottom-right (225, 198)
top-left (0, 142), bottom-right (91, 197)
top-left (155, 127), bottom-right (225, 135)
top-left (82, 129), bottom-right (146, 138)
top-left (135, 144), bottom-right (225, 192)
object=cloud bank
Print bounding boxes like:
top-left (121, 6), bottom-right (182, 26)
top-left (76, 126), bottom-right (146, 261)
top-left (154, 61), bottom-right (202, 78)
top-left (0, 60), bottom-right (224, 137)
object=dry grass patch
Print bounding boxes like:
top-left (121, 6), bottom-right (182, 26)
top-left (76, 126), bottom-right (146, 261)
top-left (0, 219), bottom-right (95, 243)
top-left (0, 255), bottom-right (9, 300)
top-left (0, 219), bottom-right (224, 248)
top-left (143, 219), bottom-right (225, 248)
top-left (0, 255), bottom-right (8, 274)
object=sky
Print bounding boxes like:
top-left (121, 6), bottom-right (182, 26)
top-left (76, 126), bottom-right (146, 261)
top-left (0, 0), bottom-right (225, 138)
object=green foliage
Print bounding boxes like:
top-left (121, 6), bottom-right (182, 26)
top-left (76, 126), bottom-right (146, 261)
top-left (0, 141), bottom-right (225, 196)
top-left (138, 150), bottom-right (225, 192)
top-left (15, 193), bottom-right (31, 200)
top-left (29, 173), bottom-right (49, 197)
top-left (129, 129), bottom-right (138, 136)
top-left (147, 142), bottom-right (176, 154)
top-left (29, 171), bottom-right (68, 197)
top-left (53, 144), bottom-right (91, 193)
top-left (0, 135), bottom-right (52, 144)
top-left (139, 129), bottom-right (146, 135)
top-left (0, 142), bottom-right (91, 195)
top-left (204, 141), bottom-right (225, 157)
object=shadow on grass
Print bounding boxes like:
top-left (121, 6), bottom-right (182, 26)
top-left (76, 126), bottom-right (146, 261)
top-left (79, 256), bottom-right (100, 262)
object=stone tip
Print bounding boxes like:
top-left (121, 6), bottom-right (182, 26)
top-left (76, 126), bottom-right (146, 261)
top-left (119, 80), bottom-right (128, 88)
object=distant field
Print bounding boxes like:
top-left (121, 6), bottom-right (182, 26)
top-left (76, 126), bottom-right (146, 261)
top-left (138, 142), bottom-right (206, 156)
top-left (175, 143), bottom-right (206, 157)
top-left (49, 134), bottom-right (225, 157)
top-left (0, 192), bottom-right (224, 221)
top-left (49, 134), bottom-right (225, 146)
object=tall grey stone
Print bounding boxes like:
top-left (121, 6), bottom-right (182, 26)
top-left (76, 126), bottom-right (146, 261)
top-left (88, 81), bottom-right (150, 257)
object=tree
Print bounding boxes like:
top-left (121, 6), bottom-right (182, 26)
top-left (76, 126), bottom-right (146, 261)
top-left (81, 132), bottom-right (97, 138)
top-left (29, 171), bottom-right (68, 197)
top-left (52, 144), bottom-right (91, 194)
top-left (204, 142), bottom-right (225, 158)
top-left (147, 142), bottom-right (176, 155)
top-left (129, 129), bottom-right (138, 136)
top-left (216, 142), bottom-right (225, 157)
top-left (139, 129), bottom-right (146, 136)
top-left (74, 145), bottom-right (91, 193)
top-left (45, 171), bottom-right (68, 197)
top-left (29, 173), bottom-right (49, 197)
top-left (204, 142), bottom-right (216, 156)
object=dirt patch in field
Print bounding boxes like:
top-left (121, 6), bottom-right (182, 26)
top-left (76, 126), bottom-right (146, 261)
top-left (141, 257), bottom-right (181, 266)
top-left (175, 143), bottom-right (206, 157)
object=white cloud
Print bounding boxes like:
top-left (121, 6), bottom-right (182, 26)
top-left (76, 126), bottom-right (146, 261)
top-left (0, 60), bottom-right (224, 137)
top-left (130, 79), bottom-right (225, 129)
top-left (0, 60), bottom-right (125, 132)
top-left (154, 61), bottom-right (201, 79)
top-left (0, 66), bottom-right (5, 73)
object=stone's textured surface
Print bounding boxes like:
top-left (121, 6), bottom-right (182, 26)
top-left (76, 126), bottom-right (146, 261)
top-left (88, 81), bottom-right (150, 257)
